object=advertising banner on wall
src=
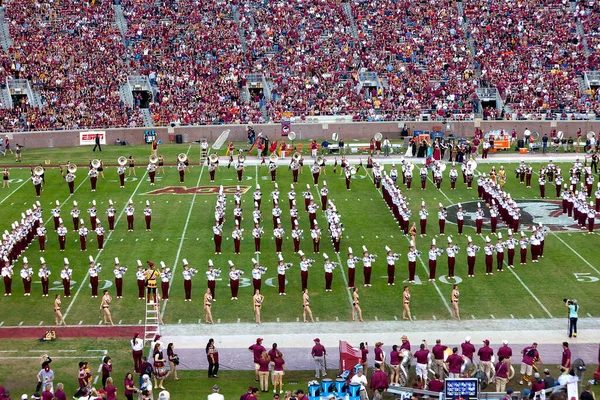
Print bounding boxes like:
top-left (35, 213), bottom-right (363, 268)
top-left (80, 131), bottom-right (106, 145)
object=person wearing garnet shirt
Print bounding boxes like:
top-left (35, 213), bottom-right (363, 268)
top-left (531, 372), bottom-right (546, 394)
top-left (248, 338), bottom-right (266, 382)
top-left (561, 342), bottom-right (571, 369)
top-left (54, 383), bottom-right (67, 400)
top-left (446, 347), bottom-right (464, 378)
top-left (432, 339), bottom-right (448, 379)
top-left (497, 340), bottom-right (513, 372)
top-left (370, 363), bottom-right (389, 392)
top-left (414, 342), bottom-right (430, 385)
top-left (461, 337), bottom-right (475, 362)
top-left (477, 340), bottom-right (494, 381)
top-left (427, 374), bottom-right (444, 392)
top-left (495, 357), bottom-right (510, 392)
top-left (400, 335), bottom-right (411, 352)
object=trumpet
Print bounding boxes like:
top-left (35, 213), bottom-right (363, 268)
top-left (434, 248), bottom-right (444, 256)
top-left (213, 269), bottom-right (222, 277)
top-left (177, 153), bottom-right (187, 162)
top-left (33, 166), bottom-right (44, 176)
top-left (117, 156), bottom-right (127, 166)
top-left (149, 155), bottom-right (158, 164)
top-left (91, 159), bottom-right (101, 169)
top-left (306, 258), bottom-right (315, 265)
top-left (258, 266), bottom-right (268, 273)
top-left (67, 164), bottom-right (77, 173)
top-left (281, 263), bottom-right (293, 270)
top-left (190, 268), bottom-right (199, 275)
top-left (472, 245), bottom-right (481, 252)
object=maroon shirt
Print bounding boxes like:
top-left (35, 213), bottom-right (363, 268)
top-left (370, 369), bottom-right (389, 391)
top-left (55, 390), bottom-right (67, 400)
top-left (461, 343), bottom-right (475, 361)
top-left (124, 379), bottom-right (135, 395)
top-left (249, 344), bottom-right (266, 363)
top-left (312, 343), bottom-right (326, 357)
top-left (414, 349), bottom-right (430, 364)
top-left (400, 341), bottom-right (411, 351)
top-left (432, 344), bottom-right (448, 360)
top-left (447, 354), bottom-right (463, 373)
top-left (374, 347), bottom-right (384, 363)
top-left (428, 379), bottom-right (444, 392)
top-left (274, 358), bottom-right (285, 371)
top-left (361, 348), bottom-right (369, 362)
top-left (268, 349), bottom-right (278, 361)
top-left (105, 385), bottom-right (117, 400)
top-left (497, 345), bottom-right (513, 359)
top-left (42, 391), bottom-right (53, 400)
top-left (258, 359), bottom-right (270, 372)
top-left (532, 380), bottom-right (546, 393)
top-left (102, 363), bottom-right (112, 378)
top-left (478, 346), bottom-right (494, 362)
top-left (495, 362), bottom-right (509, 379)
top-left (138, 361), bottom-right (152, 376)
top-left (389, 350), bottom-right (400, 365)
top-left (562, 348), bottom-right (571, 368)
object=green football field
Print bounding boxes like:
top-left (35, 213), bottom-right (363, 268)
top-left (0, 143), bottom-right (598, 327)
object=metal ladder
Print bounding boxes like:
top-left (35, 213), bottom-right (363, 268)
top-left (144, 300), bottom-right (160, 343)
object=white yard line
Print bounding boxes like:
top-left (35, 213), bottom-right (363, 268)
top-left (62, 172), bottom-right (148, 320)
top-left (365, 172), bottom-right (453, 316)
top-left (161, 146), bottom-right (205, 318)
top-left (0, 176), bottom-right (31, 205)
top-left (550, 232), bottom-right (600, 275)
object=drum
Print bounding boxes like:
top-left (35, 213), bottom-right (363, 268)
top-left (321, 378), bottom-right (333, 395)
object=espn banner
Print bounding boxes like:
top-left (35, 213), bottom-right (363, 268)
top-left (281, 119), bottom-right (290, 137)
top-left (80, 131), bottom-right (106, 145)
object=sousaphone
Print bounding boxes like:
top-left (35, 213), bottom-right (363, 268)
top-left (556, 131), bottom-right (564, 140)
top-left (91, 159), bottom-right (101, 169)
top-left (117, 156), bottom-right (127, 166)
top-left (332, 132), bottom-right (339, 141)
top-left (288, 131), bottom-right (297, 141)
top-left (292, 152), bottom-right (301, 161)
top-left (208, 153), bottom-right (219, 163)
top-left (587, 131), bottom-right (596, 140)
top-left (269, 154), bottom-right (279, 163)
top-left (67, 164), bottom-right (77, 173)
top-left (149, 155), bottom-right (158, 164)
top-left (466, 159), bottom-right (478, 171)
top-left (374, 132), bottom-right (383, 141)
top-left (177, 153), bottom-right (187, 162)
top-left (438, 161), bottom-right (447, 172)
top-left (33, 166), bottom-right (44, 176)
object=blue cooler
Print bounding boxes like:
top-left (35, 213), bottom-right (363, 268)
top-left (348, 382), bottom-right (361, 400)
top-left (335, 378), bottom-right (346, 397)
top-left (321, 378), bottom-right (333, 396)
top-left (308, 382), bottom-right (320, 400)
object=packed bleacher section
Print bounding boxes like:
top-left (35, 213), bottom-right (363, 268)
top-left (0, 0), bottom-right (599, 131)
top-left (2, 0), bottom-right (144, 132)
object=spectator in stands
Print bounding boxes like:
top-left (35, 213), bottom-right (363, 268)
top-left (543, 369), bottom-right (556, 388)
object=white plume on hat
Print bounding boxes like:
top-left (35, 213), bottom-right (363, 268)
top-left (532, 226), bottom-right (537, 231)
top-left (277, 218), bottom-right (281, 224)
top-left (439, 202), bottom-right (443, 208)
top-left (497, 233), bottom-right (502, 239)
top-left (96, 219), bottom-right (100, 224)
top-left (160, 261), bottom-right (166, 269)
top-left (208, 260), bottom-right (213, 267)
top-left (477, 202), bottom-right (481, 208)
top-left (298, 250), bottom-right (304, 257)
top-left (23, 257), bottom-right (28, 264)
top-left (467, 236), bottom-right (473, 242)
top-left (385, 246), bottom-right (391, 252)
top-left (290, 183), bottom-right (294, 189)
top-left (146, 200), bottom-right (150, 206)
top-left (323, 253), bottom-right (329, 259)
top-left (448, 237), bottom-right (453, 243)
top-left (80, 218), bottom-right (84, 224)
top-left (432, 239), bottom-right (436, 246)
top-left (92, 200), bottom-right (96, 206)
top-left (21, 212), bottom-right (25, 219)
top-left (323, 180), bottom-right (327, 186)
top-left (306, 184), bottom-right (310, 189)
top-left (58, 218), bottom-right (63, 224)
top-left (294, 220), bottom-right (299, 226)
top-left (521, 231), bottom-right (525, 237)
top-left (89, 256), bottom-right (94, 263)
top-left (486, 236), bottom-right (491, 242)
top-left (137, 260), bottom-right (142, 267)
top-left (278, 254), bottom-right (284, 261)
top-left (421, 200), bottom-right (425, 207)
top-left (228, 260), bottom-right (234, 267)
top-left (64, 258), bottom-right (70, 265)
top-left (410, 240), bottom-right (415, 247)
top-left (36, 201), bottom-right (40, 207)
top-left (56, 200), bottom-right (60, 206)
top-left (348, 247), bottom-right (353, 254)
top-left (128, 199), bottom-right (133, 204)
top-left (256, 184), bottom-right (260, 190)
top-left (109, 199), bottom-right (113, 205)
top-left (114, 258), bottom-right (119, 265)
top-left (251, 258), bottom-right (258, 264)
top-left (507, 229), bottom-right (512, 235)
top-left (182, 259), bottom-right (188, 265)
top-left (458, 203), bottom-right (462, 208)
top-left (40, 257), bottom-right (45, 264)
top-left (73, 201), bottom-right (78, 207)
top-left (274, 183), bottom-right (278, 189)
top-left (237, 185), bottom-right (240, 191)
top-left (362, 245), bottom-right (368, 252)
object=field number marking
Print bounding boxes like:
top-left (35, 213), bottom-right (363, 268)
top-left (573, 272), bottom-right (599, 283)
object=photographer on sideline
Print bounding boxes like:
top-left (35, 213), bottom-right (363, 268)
top-left (564, 299), bottom-right (579, 338)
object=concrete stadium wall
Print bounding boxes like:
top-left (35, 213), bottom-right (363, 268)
top-left (7, 120), bottom-right (600, 149)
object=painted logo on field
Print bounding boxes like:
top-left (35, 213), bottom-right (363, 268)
top-left (145, 185), bottom-right (251, 195)
top-left (446, 200), bottom-right (582, 232)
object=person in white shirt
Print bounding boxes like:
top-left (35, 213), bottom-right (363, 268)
top-left (350, 366), bottom-right (368, 398)
top-left (207, 385), bottom-right (224, 400)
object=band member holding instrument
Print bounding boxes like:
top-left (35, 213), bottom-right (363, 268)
top-left (88, 200), bottom-right (98, 230)
top-left (232, 220), bottom-right (244, 254)
top-left (484, 236), bottom-right (494, 275)
top-left (311, 161), bottom-right (320, 185)
top-left (438, 203), bottom-right (447, 235)
top-left (88, 167), bottom-right (98, 192)
top-left (446, 237), bottom-right (458, 277)
top-left (71, 201), bottom-right (81, 231)
top-left (466, 236), bottom-right (479, 277)
top-left (177, 159), bottom-right (185, 183)
top-left (235, 156), bottom-right (245, 182)
top-left (2, 261), bottom-right (13, 296)
top-left (402, 286), bottom-right (412, 322)
top-left (57, 219), bottom-right (67, 251)
top-left (352, 287), bottom-right (363, 322)
top-left (62, 165), bottom-right (76, 194)
top-left (54, 294), bottom-right (66, 326)
top-left (323, 253), bottom-right (335, 291)
top-left (310, 222), bottom-right (321, 253)
top-left (88, 256), bottom-right (101, 298)
top-left (277, 254), bottom-right (292, 295)
top-left (347, 247), bottom-right (358, 288)
top-left (253, 289), bottom-right (264, 324)
top-left (419, 201), bottom-right (428, 235)
top-left (135, 260), bottom-right (145, 299)
top-left (32, 171), bottom-right (42, 197)
top-left (95, 219), bottom-right (105, 250)
top-left (204, 260), bottom-right (219, 300)
top-left (362, 245), bottom-right (374, 286)
top-left (182, 260), bottom-right (197, 301)
top-left (127, 156), bottom-right (136, 176)
top-left (20, 257), bottom-right (33, 296)
top-left (228, 261), bottom-right (243, 300)
top-left (407, 241), bottom-right (419, 283)
top-left (142, 201), bottom-right (152, 232)
top-left (106, 200), bottom-right (116, 231)
top-left (147, 160), bottom-right (157, 185)
top-left (52, 200), bottom-right (61, 231)
top-left (291, 220), bottom-right (302, 253)
top-left (125, 199), bottom-right (135, 231)
top-left (385, 246), bottom-right (399, 285)
top-left (117, 162), bottom-right (126, 188)
top-left (39, 257), bottom-right (50, 296)
top-left (208, 155), bottom-right (219, 182)
top-left (298, 251), bottom-right (312, 292)
top-left (274, 219), bottom-right (284, 253)
top-left (451, 284), bottom-right (460, 321)
top-left (204, 288), bottom-right (214, 324)
top-left (519, 343), bottom-right (541, 385)
top-left (37, 221), bottom-right (47, 252)
top-left (290, 157), bottom-right (300, 183)
top-left (101, 290), bottom-right (114, 325)
top-left (60, 259), bottom-right (71, 297)
top-left (303, 289), bottom-right (315, 323)
top-left (113, 258), bottom-right (126, 298)
top-left (428, 239), bottom-right (443, 281)
top-left (78, 219), bottom-right (89, 252)
top-left (519, 231), bottom-right (529, 265)
top-left (344, 165), bottom-right (352, 190)
top-left (160, 263), bottom-right (172, 300)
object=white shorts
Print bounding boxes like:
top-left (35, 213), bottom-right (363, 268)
top-left (274, 371), bottom-right (284, 376)
top-left (520, 363), bottom-right (533, 376)
top-left (254, 363), bottom-right (260, 370)
top-left (416, 363), bottom-right (428, 378)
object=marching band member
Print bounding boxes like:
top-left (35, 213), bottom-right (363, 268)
top-left (88, 256), bottom-right (101, 297)
top-left (20, 257), bottom-right (33, 296)
top-left (39, 257), bottom-right (50, 296)
top-left (307, 200), bottom-right (318, 229)
top-left (489, 202), bottom-right (498, 234)
top-left (177, 159), bottom-right (185, 183)
top-left (271, 183), bottom-right (280, 207)
top-left (402, 285), bottom-right (412, 322)
top-left (276, 254), bottom-right (292, 295)
top-left (303, 184), bottom-right (313, 211)
top-left (252, 201), bottom-right (262, 224)
top-left (362, 245), bottom-right (374, 287)
top-left (519, 232), bottom-right (529, 265)
top-left (87, 200), bottom-right (98, 230)
top-left (88, 167), bottom-right (99, 192)
top-left (213, 222), bottom-right (223, 254)
top-left (54, 294), bottom-right (66, 326)
top-left (252, 219), bottom-right (263, 254)
top-left (160, 262), bottom-right (171, 300)
top-left (208, 156), bottom-right (219, 182)
top-left (303, 289), bottom-right (315, 323)
top-left (100, 290), bottom-right (114, 325)
top-left (117, 161), bottom-right (126, 188)
top-left (182, 260), bottom-right (197, 301)
top-left (451, 284), bottom-right (460, 321)
top-left (419, 164), bottom-right (428, 190)
top-left (61, 258), bottom-right (72, 297)
top-left (206, 260), bottom-right (220, 300)
top-left (320, 181), bottom-right (328, 211)
top-left (147, 159), bottom-right (157, 185)
top-left (106, 199), bottom-right (116, 231)
top-left (495, 233), bottom-right (506, 271)
top-left (94, 219), bottom-right (105, 250)
top-left (352, 287), bottom-right (363, 322)
top-left (135, 260), bottom-right (146, 299)
top-left (57, 219), bottom-right (67, 251)
top-left (204, 288), bottom-right (214, 324)
top-left (235, 156), bottom-right (245, 182)
top-left (525, 164), bottom-right (533, 187)
top-left (235, 204), bottom-right (245, 226)
top-left (595, 183), bottom-right (600, 212)
top-left (144, 261), bottom-right (159, 303)
top-left (506, 230), bottom-right (518, 268)
top-left (272, 203), bottom-right (282, 229)
top-left (253, 185), bottom-right (262, 209)
top-left (466, 236), bottom-right (479, 277)
top-left (449, 163), bottom-right (458, 190)
top-left (251, 261), bottom-right (267, 292)
top-left (477, 174), bottom-right (485, 199)
top-left (37, 219), bottom-right (46, 252)
top-left (344, 165), bottom-right (352, 190)
top-left (143, 201), bottom-right (152, 232)
top-left (373, 163), bottom-right (382, 189)
top-left (347, 247), bottom-right (358, 288)
top-left (269, 158), bottom-right (278, 182)
top-left (290, 157), bottom-right (300, 183)
top-left (456, 203), bottom-right (464, 235)
top-left (78, 219), bottom-right (89, 251)
top-left (465, 165), bottom-right (474, 189)
top-left (311, 222), bottom-right (321, 253)
top-left (228, 260), bottom-right (243, 300)
top-left (287, 184), bottom-right (296, 209)
top-left (530, 227), bottom-right (540, 262)
top-left (323, 253), bottom-right (335, 292)
top-left (291, 220), bottom-right (302, 253)
top-left (428, 240), bottom-right (442, 281)
top-left (126, 199), bottom-right (135, 232)
top-left (2, 259), bottom-right (13, 296)
top-left (299, 251), bottom-right (312, 291)
top-left (385, 246), bottom-right (399, 285)
top-left (32, 172), bottom-right (42, 197)
top-left (404, 163), bottom-right (413, 190)
top-left (588, 201), bottom-right (596, 233)
top-left (311, 161), bottom-right (320, 185)
top-left (446, 237), bottom-right (458, 278)
top-left (253, 289), bottom-right (264, 324)
top-left (475, 202), bottom-right (484, 234)
top-left (71, 201), bottom-right (80, 231)
top-left (407, 241), bottom-right (419, 283)
top-left (484, 236), bottom-right (494, 275)
top-left (52, 200), bottom-right (61, 231)
top-left (274, 219), bottom-right (285, 253)
top-left (113, 258), bottom-right (127, 298)
top-left (438, 203), bottom-right (447, 235)
top-left (63, 166), bottom-right (76, 194)
top-left (539, 174), bottom-right (546, 198)
top-left (419, 201), bottom-right (428, 235)
top-left (555, 173), bottom-right (564, 198)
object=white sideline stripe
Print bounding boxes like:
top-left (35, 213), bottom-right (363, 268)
top-left (0, 176), bottom-right (31, 205)
top-left (63, 171), bottom-right (148, 320)
top-left (550, 232), bottom-right (600, 275)
top-left (366, 172), bottom-right (453, 316)
top-left (161, 145), bottom-right (205, 318)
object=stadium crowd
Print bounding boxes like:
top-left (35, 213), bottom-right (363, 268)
top-left (0, 0), bottom-right (598, 130)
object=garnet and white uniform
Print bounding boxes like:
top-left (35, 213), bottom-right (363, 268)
top-left (160, 270), bottom-right (171, 300)
top-left (144, 207), bottom-right (152, 231)
top-left (274, 227), bottom-right (285, 253)
top-left (126, 205), bottom-right (135, 231)
top-left (117, 166), bottom-right (126, 188)
top-left (39, 266), bottom-right (50, 296)
top-left (20, 266), bottom-right (33, 295)
top-left (213, 225), bottom-right (223, 254)
top-left (89, 265), bottom-right (101, 297)
top-left (206, 268), bottom-right (219, 299)
top-left (136, 268), bottom-right (146, 299)
top-left (182, 268), bottom-right (195, 301)
top-left (324, 261), bottom-right (335, 291)
top-left (232, 227), bottom-right (243, 254)
top-left (419, 209), bottom-right (428, 235)
top-left (114, 267), bottom-right (126, 298)
top-left (60, 267), bottom-right (72, 297)
top-left (311, 228), bottom-right (321, 253)
top-left (78, 226), bottom-right (89, 251)
top-left (147, 163), bottom-right (157, 185)
top-left (71, 208), bottom-right (81, 231)
top-left (2, 265), bottom-right (13, 296)
top-left (87, 207), bottom-right (98, 230)
top-left (446, 244), bottom-right (458, 277)
top-left (106, 206), bottom-right (116, 231)
top-left (57, 225), bottom-right (67, 251)
top-left (37, 226), bottom-right (46, 252)
top-left (291, 227), bottom-right (302, 253)
top-left (229, 269), bottom-right (243, 299)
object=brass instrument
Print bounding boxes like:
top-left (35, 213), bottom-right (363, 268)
top-left (556, 131), bottom-right (564, 140)
top-left (91, 159), bottom-right (101, 169)
top-left (466, 159), bottom-right (478, 171)
top-left (408, 163), bottom-right (415, 172)
top-left (288, 131), bottom-right (297, 141)
top-left (438, 162), bottom-right (447, 172)
top-left (33, 166), bottom-right (44, 176)
top-left (149, 155), bottom-right (158, 164)
top-left (531, 131), bottom-right (540, 140)
top-left (374, 132), bottom-right (383, 141)
top-left (238, 154), bottom-right (246, 163)
top-left (332, 132), bottom-right (339, 141)
top-left (209, 153), bottom-right (219, 163)
top-left (316, 156), bottom-right (323, 165)
top-left (587, 131), bottom-right (596, 140)
top-left (292, 152), bottom-right (301, 161)
top-left (67, 164), bottom-right (77, 173)
top-left (269, 154), bottom-right (279, 163)
top-left (177, 153), bottom-right (187, 162)
top-left (117, 156), bottom-right (127, 166)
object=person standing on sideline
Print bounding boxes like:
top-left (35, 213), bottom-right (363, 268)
top-left (208, 385), bottom-right (224, 400)
top-left (494, 357), bottom-right (510, 392)
top-left (478, 340), bottom-right (494, 382)
top-left (249, 339), bottom-right (266, 382)
top-left (565, 299), bottom-right (579, 338)
top-left (369, 363), bottom-right (389, 393)
top-left (93, 133), bottom-right (102, 152)
top-left (206, 338), bottom-right (219, 378)
top-left (561, 342), bottom-right (571, 370)
top-left (311, 338), bottom-right (327, 378)
top-left (431, 339), bottom-right (448, 379)
top-left (167, 343), bottom-right (179, 381)
top-left (131, 332), bottom-right (144, 372)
